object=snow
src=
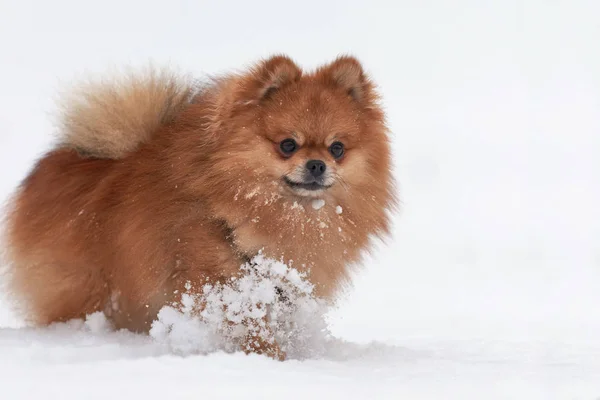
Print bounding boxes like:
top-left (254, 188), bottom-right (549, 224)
top-left (0, 326), bottom-right (598, 399)
top-left (149, 254), bottom-right (326, 358)
top-left (1, 0), bottom-right (600, 398)
top-left (311, 198), bottom-right (326, 210)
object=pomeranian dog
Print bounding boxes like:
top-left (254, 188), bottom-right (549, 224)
top-left (3, 55), bottom-right (394, 359)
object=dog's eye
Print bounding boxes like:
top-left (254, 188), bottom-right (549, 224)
top-left (279, 138), bottom-right (298, 156)
top-left (329, 141), bottom-right (345, 159)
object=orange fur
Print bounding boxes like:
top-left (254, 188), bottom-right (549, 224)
top-left (3, 55), bottom-right (395, 358)
top-left (57, 66), bottom-right (198, 159)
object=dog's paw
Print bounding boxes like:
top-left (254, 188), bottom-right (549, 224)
top-left (243, 334), bottom-right (286, 361)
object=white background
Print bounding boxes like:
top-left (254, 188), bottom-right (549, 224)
top-left (1, 0), bottom-right (599, 398)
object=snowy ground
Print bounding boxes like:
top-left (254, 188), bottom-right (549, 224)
top-left (2, 325), bottom-right (599, 399)
top-left (1, 0), bottom-right (599, 399)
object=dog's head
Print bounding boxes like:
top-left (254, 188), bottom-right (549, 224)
top-left (208, 55), bottom-right (392, 209)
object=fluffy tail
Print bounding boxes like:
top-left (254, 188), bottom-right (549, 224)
top-left (57, 66), bottom-right (198, 159)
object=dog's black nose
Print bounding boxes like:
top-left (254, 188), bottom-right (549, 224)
top-left (306, 160), bottom-right (326, 178)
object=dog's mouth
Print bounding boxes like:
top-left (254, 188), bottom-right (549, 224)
top-left (283, 176), bottom-right (332, 192)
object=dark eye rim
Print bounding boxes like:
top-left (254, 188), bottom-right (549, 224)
top-left (279, 138), bottom-right (298, 156)
top-left (329, 141), bottom-right (345, 159)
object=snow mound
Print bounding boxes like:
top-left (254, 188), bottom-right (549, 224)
top-left (150, 253), bottom-right (332, 359)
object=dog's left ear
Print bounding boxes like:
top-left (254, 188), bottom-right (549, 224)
top-left (321, 56), bottom-right (373, 104)
top-left (242, 55), bottom-right (302, 102)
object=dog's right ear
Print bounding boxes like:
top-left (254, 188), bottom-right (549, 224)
top-left (240, 55), bottom-right (302, 103)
